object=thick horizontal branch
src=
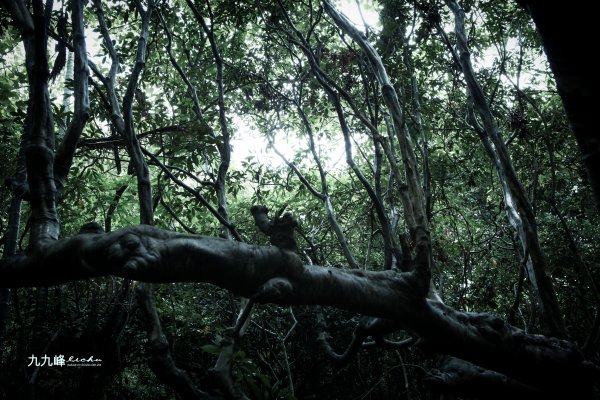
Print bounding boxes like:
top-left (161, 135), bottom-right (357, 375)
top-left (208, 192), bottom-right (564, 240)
top-left (0, 225), bottom-right (594, 397)
top-left (0, 225), bottom-right (415, 316)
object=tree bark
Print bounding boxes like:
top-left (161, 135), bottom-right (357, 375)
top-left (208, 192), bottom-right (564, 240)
top-left (0, 225), bottom-right (594, 398)
top-left (518, 1), bottom-right (599, 211)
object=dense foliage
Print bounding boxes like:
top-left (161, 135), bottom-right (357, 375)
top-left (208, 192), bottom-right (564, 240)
top-left (0, 0), bottom-right (598, 398)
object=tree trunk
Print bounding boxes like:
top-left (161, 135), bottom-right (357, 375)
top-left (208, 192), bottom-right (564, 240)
top-left (518, 1), bottom-right (599, 211)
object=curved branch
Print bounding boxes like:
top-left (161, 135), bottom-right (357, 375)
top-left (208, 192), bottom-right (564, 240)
top-left (295, 106), bottom-right (359, 269)
top-left (53, 0), bottom-right (90, 196)
top-left (186, 0), bottom-right (233, 240)
top-left (143, 148), bottom-right (243, 241)
top-left (443, 0), bottom-right (565, 337)
top-left (317, 315), bottom-right (413, 365)
top-left (278, 0), bottom-right (400, 270)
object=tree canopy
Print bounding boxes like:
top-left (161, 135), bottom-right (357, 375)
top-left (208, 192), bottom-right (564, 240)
top-left (0, 0), bottom-right (598, 399)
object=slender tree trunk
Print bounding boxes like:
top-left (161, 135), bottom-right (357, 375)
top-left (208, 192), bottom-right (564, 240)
top-left (57, 50), bottom-right (73, 139)
top-left (443, 0), bottom-right (565, 338)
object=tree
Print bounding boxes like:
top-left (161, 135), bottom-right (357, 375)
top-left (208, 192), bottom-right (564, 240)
top-left (518, 1), bottom-right (599, 211)
top-left (0, 0), bottom-right (598, 398)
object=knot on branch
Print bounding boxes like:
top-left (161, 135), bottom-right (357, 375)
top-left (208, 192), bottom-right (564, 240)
top-left (107, 232), bottom-right (159, 275)
top-left (254, 277), bottom-right (294, 302)
top-left (250, 205), bottom-right (298, 251)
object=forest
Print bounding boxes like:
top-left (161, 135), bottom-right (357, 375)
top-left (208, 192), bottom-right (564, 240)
top-left (0, 0), bottom-right (598, 398)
